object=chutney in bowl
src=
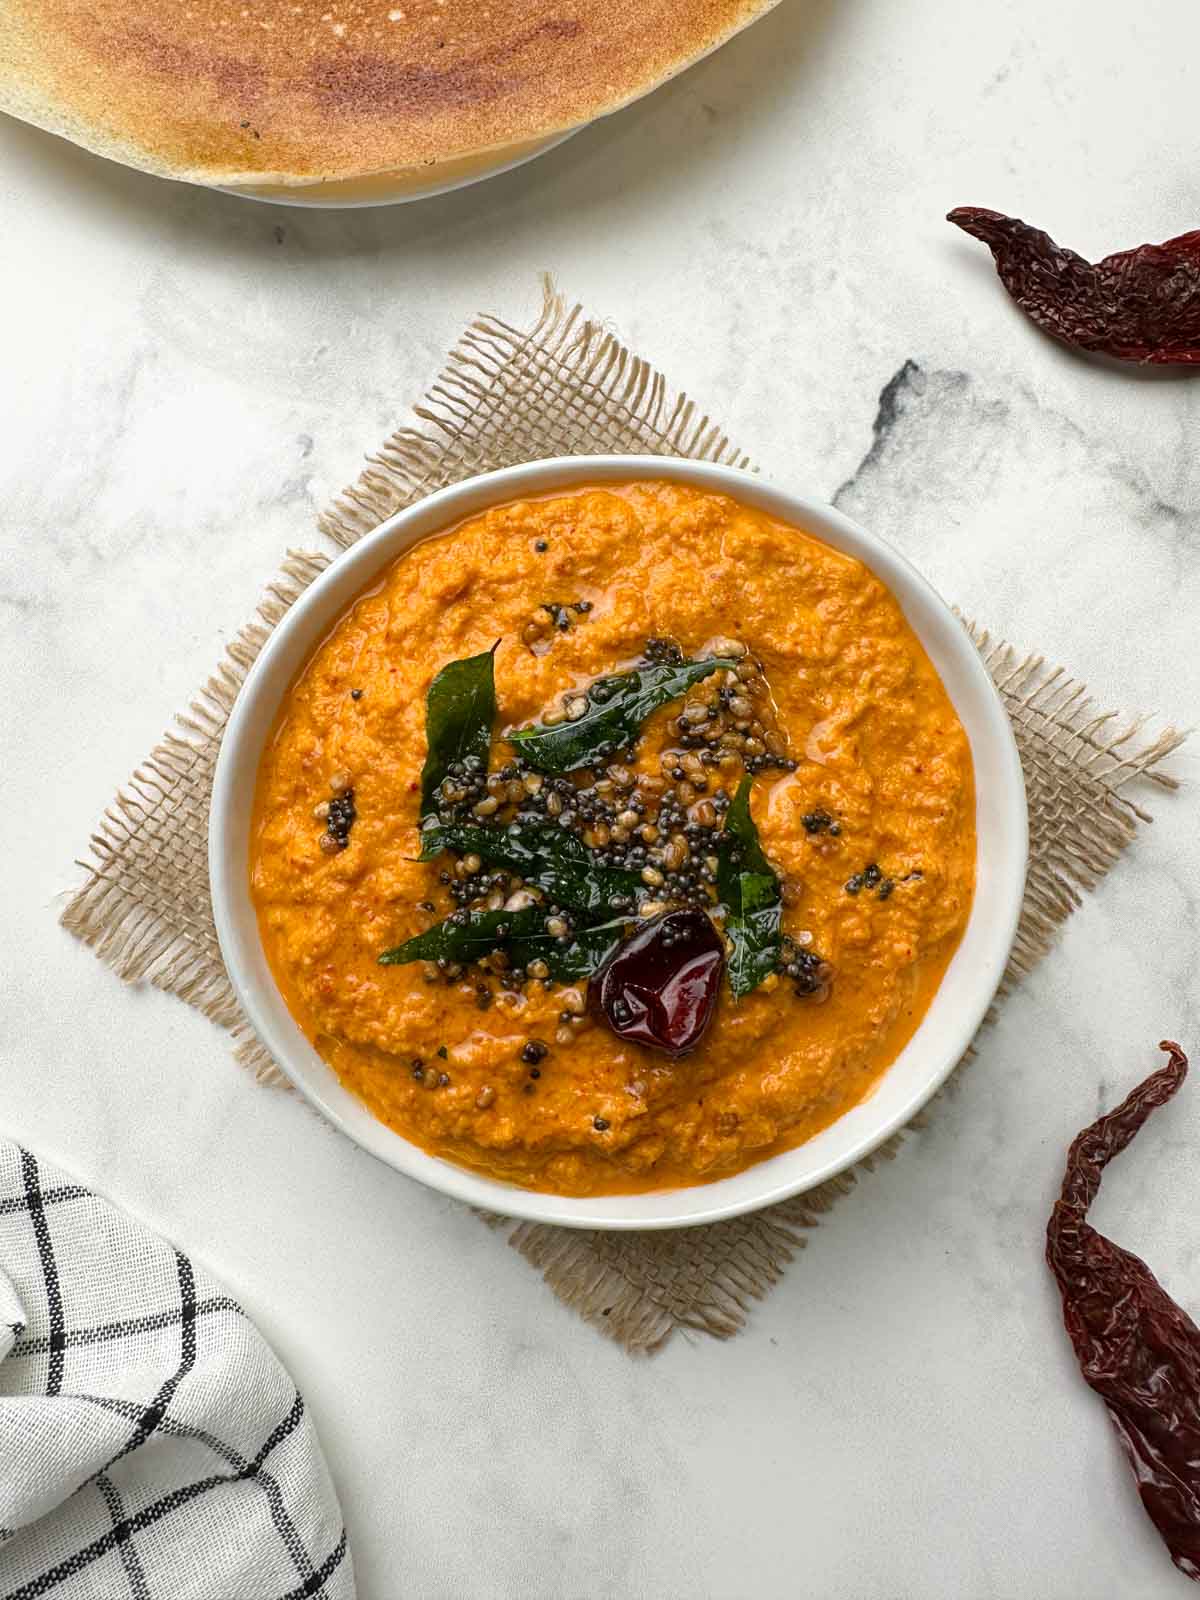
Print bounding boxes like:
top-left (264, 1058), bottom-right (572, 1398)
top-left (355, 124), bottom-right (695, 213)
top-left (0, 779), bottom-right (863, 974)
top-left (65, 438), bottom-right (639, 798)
top-left (211, 458), bottom-right (1025, 1228)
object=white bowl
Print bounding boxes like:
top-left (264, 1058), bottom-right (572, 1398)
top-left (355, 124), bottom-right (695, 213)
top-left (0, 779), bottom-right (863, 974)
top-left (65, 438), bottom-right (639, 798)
top-left (210, 457), bottom-right (1027, 1229)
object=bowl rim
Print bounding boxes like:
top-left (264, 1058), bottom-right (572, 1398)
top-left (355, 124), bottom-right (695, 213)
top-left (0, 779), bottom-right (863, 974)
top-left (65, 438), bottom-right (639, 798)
top-left (209, 456), bottom-right (1028, 1230)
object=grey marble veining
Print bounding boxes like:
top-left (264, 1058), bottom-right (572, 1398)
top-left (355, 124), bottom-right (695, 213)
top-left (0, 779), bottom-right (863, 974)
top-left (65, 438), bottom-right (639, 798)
top-left (3, 0), bottom-right (1200, 1594)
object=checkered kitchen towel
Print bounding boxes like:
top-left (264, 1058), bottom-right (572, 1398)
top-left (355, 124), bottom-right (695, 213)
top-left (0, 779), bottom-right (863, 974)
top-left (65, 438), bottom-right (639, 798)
top-left (0, 1143), bottom-right (354, 1599)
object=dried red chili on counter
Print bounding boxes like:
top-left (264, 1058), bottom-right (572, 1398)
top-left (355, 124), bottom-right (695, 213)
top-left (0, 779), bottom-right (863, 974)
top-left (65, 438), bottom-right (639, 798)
top-left (948, 207), bottom-right (1200, 364)
top-left (592, 909), bottom-right (724, 1057)
top-left (1046, 1040), bottom-right (1200, 1581)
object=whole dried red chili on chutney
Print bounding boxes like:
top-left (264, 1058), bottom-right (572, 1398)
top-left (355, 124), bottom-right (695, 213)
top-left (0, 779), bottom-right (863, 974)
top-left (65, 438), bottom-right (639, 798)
top-left (1046, 1041), bottom-right (1199, 1580)
top-left (948, 207), bottom-right (1200, 364)
top-left (592, 909), bottom-right (724, 1058)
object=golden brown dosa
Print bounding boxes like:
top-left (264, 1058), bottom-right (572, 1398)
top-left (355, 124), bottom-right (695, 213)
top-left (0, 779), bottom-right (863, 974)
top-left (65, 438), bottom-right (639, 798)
top-left (0, 0), bottom-right (780, 188)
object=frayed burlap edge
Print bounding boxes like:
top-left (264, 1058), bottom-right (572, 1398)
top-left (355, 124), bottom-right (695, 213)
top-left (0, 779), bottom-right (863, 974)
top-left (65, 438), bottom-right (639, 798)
top-left (60, 553), bottom-right (331, 1088)
top-left (317, 279), bottom-right (752, 550)
top-left (62, 281), bottom-right (1185, 1355)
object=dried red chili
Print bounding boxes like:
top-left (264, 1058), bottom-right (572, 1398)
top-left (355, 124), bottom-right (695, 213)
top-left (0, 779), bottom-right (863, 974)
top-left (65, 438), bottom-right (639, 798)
top-left (1046, 1040), bottom-right (1199, 1580)
top-left (948, 207), bottom-right (1200, 364)
top-left (592, 909), bottom-right (724, 1057)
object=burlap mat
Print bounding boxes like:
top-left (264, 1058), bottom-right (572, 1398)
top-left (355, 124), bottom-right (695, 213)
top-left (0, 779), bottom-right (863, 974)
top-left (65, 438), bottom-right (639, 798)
top-left (63, 283), bottom-right (1184, 1355)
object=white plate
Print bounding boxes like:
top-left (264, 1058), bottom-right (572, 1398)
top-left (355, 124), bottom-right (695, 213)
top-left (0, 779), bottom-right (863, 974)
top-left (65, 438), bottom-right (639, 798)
top-left (209, 457), bottom-right (1028, 1229)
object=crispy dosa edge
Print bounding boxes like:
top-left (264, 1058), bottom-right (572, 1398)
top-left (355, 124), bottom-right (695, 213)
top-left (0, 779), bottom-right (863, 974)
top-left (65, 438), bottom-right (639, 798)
top-left (0, 0), bottom-right (782, 188)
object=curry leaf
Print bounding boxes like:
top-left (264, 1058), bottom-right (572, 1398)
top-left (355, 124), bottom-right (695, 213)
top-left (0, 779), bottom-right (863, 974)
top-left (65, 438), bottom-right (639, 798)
top-left (508, 917), bottom-right (629, 981)
top-left (379, 907), bottom-right (545, 967)
top-left (721, 871), bottom-right (782, 999)
top-left (721, 775), bottom-right (775, 877)
top-left (419, 646), bottom-right (497, 821)
top-left (419, 820), bottom-right (642, 914)
top-left (716, 776), bottom-right (783, 999)
top-left (509, 656), bottom-right (735, 773)
top-left (378, 907), bottom-right (628, 981)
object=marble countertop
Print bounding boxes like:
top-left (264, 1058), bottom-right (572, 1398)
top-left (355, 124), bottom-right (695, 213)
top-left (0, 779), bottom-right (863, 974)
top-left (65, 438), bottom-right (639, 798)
top-left (3, 0), bottom-right (1200, 1594)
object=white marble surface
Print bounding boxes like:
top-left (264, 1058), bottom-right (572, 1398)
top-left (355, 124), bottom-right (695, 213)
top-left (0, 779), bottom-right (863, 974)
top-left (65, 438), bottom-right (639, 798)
top-left (3, 0), bottom-right (1200, 1594)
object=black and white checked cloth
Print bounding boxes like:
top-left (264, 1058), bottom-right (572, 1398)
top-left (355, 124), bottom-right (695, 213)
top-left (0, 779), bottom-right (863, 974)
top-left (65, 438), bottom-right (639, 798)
top-left (0, 1142), bottom-right (354, 1599)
